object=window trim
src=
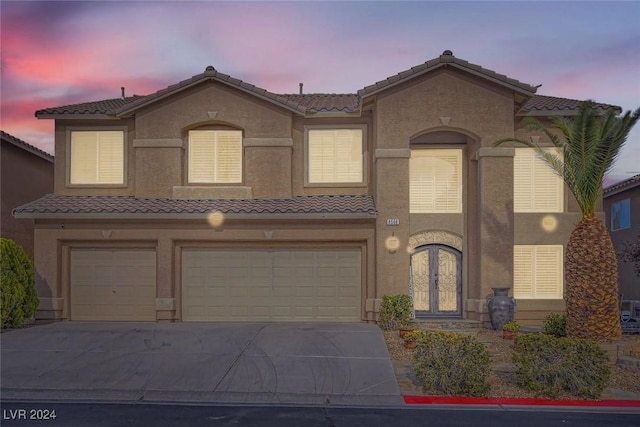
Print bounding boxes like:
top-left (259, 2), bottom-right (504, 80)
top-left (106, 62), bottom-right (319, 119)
top-left (514, 244), bottom-right (564, 300)
top-left (186, 129), bottom-right (244, 185)
top-left (513, 147), bottom-right (564, 213)
top-left (409, 148), bottom-right (463, 214)
top-left (611, 198), bottom-right (631, 231)
top-left (66, 127), bottom-right (128, 188)
top-left (304, 125), bottom-right (367, 188)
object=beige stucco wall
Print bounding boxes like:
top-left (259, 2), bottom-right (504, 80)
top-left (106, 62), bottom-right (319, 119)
top-left (370, 69), bottom-right (518, 322)
top-left (32, 218), bottom-right (376, 321)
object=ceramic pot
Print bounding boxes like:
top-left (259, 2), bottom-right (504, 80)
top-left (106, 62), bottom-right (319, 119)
top-left (404, 340), bottom-right (417, 349)
top-left (502, 330), bottom-right (518, 340)
top-left (487, 287), bottom-right (516, 331)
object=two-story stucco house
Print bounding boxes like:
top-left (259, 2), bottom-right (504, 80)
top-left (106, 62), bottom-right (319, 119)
top-left (604, 175), bottom-right (640, 305)
top-left (14, 50), bottom-right (618, 325)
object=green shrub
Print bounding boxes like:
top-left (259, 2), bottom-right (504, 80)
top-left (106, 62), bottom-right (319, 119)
top-left (502, 321), bottom-right (521, 332)
top-left (512, 333), bottom-right (610, 399)
top-left (378, 294), bottom-right (412, 330)
top-left (542, 313), bottom-right (567, 337)
top-left (0, 238), bottom-right (38, 328)
top-left (413, 331), bottom-right (492, 397)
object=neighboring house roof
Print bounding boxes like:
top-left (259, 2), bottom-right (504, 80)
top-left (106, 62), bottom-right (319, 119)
top-left (603, 174), bottom-right (640, 198)
top-left (0, 130), bottom-right (54, 162)
top-left (34, 51), bottom-right (620, 119)
top-left (13, 194), bottom-right (377, 220)
top-left (358, 50), bottom-right (538, 98)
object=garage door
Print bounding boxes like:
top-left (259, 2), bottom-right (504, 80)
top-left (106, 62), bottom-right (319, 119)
top-left (182, 249), bottom-right (361, 321)
top-left (70, 249), bottom-right (156, 321)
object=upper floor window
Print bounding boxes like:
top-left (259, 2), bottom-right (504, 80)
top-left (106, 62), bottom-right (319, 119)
top-left (611, 198), bottom-right (631, 231)
top-left (70, 130), bottom-right (124, 185)
top-left (306, 128), bottom-right (364, 184)
top-left (514, 148), bottom-right (563, 213)
top-left (514, 245), bottom-right (563, 299)
top-left (410, 149), bottom-right (462, 213)
top-left (188, 130), bottom-right (242, 184)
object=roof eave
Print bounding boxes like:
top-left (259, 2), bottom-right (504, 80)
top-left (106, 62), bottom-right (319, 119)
top-left (35, 113), bottom-right (119, 120)
top-left (603, 178), bottom-right (640, 198)
top-left (13, 211), bottom-right (378, 220)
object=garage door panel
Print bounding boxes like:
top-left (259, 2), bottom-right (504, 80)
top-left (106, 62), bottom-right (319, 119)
top-left (71, 249), bottom-right (156, 321)
top-left (182, 249), bottom-right (361, 322)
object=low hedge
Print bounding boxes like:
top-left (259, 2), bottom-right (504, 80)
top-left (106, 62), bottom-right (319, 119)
top-left (512, 333), bottom-right (610, 399)
top-left (542, 313), bottom-right (567, 337)
top-left (1, 238), bottom-right (38, 328)
top-left (378, 294), bottom-right (412, 330)
top-left (413, 331), bottom-right (492, 397)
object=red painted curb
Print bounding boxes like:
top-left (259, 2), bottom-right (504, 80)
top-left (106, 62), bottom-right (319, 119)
top-left (403, 395), bottom-right (640, 407)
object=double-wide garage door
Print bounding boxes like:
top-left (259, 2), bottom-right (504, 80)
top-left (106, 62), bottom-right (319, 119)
top-left (70, 249), bottom-right (156, 321)
top-left (182, 249), bottom-right (362, 322)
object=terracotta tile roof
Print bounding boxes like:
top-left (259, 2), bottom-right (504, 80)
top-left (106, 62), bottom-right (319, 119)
top-left (34, 53), bottom-right (619, 118)
top-left (13, 194), bottom-right (377, 219)
top-left (604, 174), bottom-right (640, 196)
top-left (1, 130), bottom-right (54, 162)
top-left (280, 94), bottom-right (360, 113)
top-left (358, 50), bottom-right (538, 97)
top-left (35, 96), bottom-right (144, 116)
top-left (520, 95), bottom-right (620, 115)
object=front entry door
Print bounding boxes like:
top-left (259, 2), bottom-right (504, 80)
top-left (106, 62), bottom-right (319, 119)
top-left (410, 245), bottom-right (462, 317)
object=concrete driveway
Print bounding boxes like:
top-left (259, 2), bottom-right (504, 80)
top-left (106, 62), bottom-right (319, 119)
top-left (0, 322), bottom-right (402, 406)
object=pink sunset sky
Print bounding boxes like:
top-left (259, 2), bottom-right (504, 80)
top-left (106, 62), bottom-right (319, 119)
top-left (1, 1), bottom-right (639, 186)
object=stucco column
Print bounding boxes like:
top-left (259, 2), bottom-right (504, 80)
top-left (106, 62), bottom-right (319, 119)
top-left (155, 237), bottom-right (175, 321)
top-left (33, 227), bottom-right (65, 320)
top-left (372, 149), bottom-right (411, 315)
top-left (472, 147), bottom-right (515, 321)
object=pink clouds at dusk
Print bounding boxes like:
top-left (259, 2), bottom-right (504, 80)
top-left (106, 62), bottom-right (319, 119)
top-left (1, 1), bottom-right (639, 184)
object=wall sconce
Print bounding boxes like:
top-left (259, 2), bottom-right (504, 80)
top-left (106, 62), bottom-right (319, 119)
top-left (385, 232), bottom-right (400, 254)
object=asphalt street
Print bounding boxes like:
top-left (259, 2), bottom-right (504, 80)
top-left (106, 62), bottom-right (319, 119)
top-left (1, 402), bottom-right (639, 427)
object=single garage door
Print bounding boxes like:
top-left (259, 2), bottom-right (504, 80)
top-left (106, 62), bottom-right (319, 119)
top-left (70, 249), bottom-right (156, 321)
top-left (182, 249), bottom-right (361, 321)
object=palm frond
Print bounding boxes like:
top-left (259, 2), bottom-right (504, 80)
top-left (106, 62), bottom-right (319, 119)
top-left (495, 101), bottom-right (640, 219)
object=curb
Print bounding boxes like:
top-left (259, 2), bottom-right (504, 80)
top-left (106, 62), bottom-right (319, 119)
top-left (403, 395), bottom-right (640, 408)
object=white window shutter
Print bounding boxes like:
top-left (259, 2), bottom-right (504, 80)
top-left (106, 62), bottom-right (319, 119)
top-left (308, 129), bottom-right (363, 183)
top-left (514, 245), bottom-right (563, 299)
top-left (70, 131), bottom-right (124, 184)
top-left (97, 131), bottom-right (124, 184)
top-left (410, 149), bottom-right (462, 213)
top-left (188, 130), bottom-right (242, 184)
top-left (514, 148), bottom-right (563, 212)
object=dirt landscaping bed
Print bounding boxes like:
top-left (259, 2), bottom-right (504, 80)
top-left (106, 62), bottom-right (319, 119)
top-left (384, 327), bottom-right (640, 400)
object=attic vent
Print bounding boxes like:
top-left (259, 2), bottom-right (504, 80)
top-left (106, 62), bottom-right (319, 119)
top-left (442, 50), bottom-right (453, 56)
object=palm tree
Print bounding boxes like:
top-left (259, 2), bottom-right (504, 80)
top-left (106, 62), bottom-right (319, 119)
top-left (496, 101), bottom-right (640, 342)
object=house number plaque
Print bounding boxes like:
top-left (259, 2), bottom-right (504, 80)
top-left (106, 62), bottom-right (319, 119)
top-left (386, 219), bottom-right (400, 226)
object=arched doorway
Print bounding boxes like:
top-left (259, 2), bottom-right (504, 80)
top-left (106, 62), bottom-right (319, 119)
top-left (410, 244), bottom-right (462, 317)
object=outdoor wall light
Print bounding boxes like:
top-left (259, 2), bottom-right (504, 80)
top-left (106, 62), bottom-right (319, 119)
top-left (385, 232), bottom-right (400, 254)
top-left (541, 215), bottom-right (558, 232)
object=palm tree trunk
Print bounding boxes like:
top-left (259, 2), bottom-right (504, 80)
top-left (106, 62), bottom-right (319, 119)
top-left (565, 217), bottom-right (622, 342)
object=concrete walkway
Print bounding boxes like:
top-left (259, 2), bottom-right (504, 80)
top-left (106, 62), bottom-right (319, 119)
top-left (1, 322), bottom-right (402, 406)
